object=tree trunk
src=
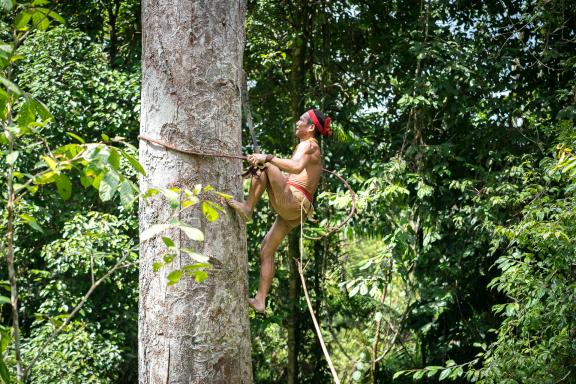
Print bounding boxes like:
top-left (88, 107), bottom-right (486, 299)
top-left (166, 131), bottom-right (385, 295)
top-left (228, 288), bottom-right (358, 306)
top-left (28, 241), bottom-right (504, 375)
top-left (286, 4), bottom-right (310, 381)
top-left (286, 234), bottom-right (301, 384)
top-left (106, 0), bottom-right (121, 67)
top-left (138, 1), bottom-right (251, 383)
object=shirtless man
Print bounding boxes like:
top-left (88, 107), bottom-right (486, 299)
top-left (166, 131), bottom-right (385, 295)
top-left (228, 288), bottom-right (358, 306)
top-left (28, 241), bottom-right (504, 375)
top-left (228, 108), bottom-right (332, 313)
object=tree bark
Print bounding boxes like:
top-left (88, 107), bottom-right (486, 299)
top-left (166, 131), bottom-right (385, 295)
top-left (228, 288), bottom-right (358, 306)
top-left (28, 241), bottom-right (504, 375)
top-left (138, 1), bottom-right (251, 383)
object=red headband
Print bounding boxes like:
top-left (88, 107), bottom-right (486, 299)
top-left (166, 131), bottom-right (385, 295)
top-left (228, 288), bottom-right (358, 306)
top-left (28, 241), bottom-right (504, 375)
top-left (307, 109), bottom-right (332, 137)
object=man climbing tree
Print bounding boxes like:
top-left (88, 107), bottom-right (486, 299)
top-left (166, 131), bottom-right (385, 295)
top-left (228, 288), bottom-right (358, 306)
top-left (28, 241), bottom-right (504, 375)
top-left (229, 108), bottom-right (332, 313)
top-left (138, 0), bottom-right (251, 382)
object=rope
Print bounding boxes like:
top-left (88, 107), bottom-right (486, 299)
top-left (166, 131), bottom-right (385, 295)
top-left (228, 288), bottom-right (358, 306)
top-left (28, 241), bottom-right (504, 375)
top-left (298, 201), bottom-right (341, 383)
top-left (138, 134), bottom-right (356, 238)
top-left (139, 134), bottom-right (247, 160)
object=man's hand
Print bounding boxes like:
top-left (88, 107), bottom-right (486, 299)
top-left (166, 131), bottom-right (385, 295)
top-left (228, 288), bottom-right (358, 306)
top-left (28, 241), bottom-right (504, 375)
top-left (247, 153), bottom-right (268, 166)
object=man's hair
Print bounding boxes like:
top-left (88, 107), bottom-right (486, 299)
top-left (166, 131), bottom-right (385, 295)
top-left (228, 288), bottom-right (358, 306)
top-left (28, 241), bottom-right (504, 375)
top-left (308, 108), bottom-right (327, 136)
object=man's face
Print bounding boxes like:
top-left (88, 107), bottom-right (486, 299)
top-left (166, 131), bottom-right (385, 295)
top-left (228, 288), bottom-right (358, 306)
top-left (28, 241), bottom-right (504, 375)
top-left (295, 112), bottom-right (313, 137)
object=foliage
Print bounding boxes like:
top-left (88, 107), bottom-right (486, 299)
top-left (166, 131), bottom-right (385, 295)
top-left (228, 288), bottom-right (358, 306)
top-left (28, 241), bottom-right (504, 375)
top-left (16, 26), bottom-right (140, 145)
top-left (22, 321), bottom-right (123, 384)
top-left (0, 0), bottom-right (574, 382)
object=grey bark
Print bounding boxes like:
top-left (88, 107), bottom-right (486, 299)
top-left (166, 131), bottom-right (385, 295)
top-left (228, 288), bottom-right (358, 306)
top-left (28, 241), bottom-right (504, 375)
top-left (138, 1), bottom-right (252, 383)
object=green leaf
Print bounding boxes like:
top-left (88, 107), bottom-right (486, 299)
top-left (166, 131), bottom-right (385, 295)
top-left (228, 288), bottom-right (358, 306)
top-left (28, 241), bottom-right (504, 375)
top-left (193, 270), bottom-right (208, 283)
top-left (99, 171), bottom-right (120, 202)
top-left (182, 250), bottom-right (209, 263)
top-left (0, 75), bottom-right (22, 96)
top-left (162, 237), bottom-right (174, 248)
top-left (0, 0), bottom-right (14, 11)
top-left (19, 213), bottom-right (43, 233)
top-left (15, 10), bottom-right (32, 30)
top-left (182, 197), bottom-right (199, 208)
top-left (55, 174), bottom-right (72, 200)
top-left (34, 171), bottom-right (56, 185)
top-left (0, 353), bottom-right (10, 384)
top-left (439, 368), bottom-right (452, 381)
top-left (108, 147), bottom-right (121, 169)
top-left (46, 9), bottom-right (64, 23)
top-left (202, 201), bottom-right (219, 222)
top-left (101, 133), bottom-right (109, 142)
top-left (152, 262), bottom-right (163, 272)
top-left (6, 151), bottom-right (18, 165)
top-left (0, 327), bottom-right (10, 354)
top-left (392, 371), bottom-right (406, 380)
top-left (162, 188), bottom-right (180, 209)
top-left (177, 224), bottom-right (204, 241)
top-left (215, 191), bottom-right (233, 200)
top-left (140, 224), bottom-right (172, 241)
top-left (16, 99), bottom-right (34, 126)
top-left (349, 285), bottom-right (360, 297)
top-left (66, 132), bottom-right (85, 143)
top-left (118, 180), bottom-right (135, 208)
top-left (32, 8), bottom-right (50, 30)
top-left (413, 370), bottom-right (426, 380)
top-left (29, 96), bottom-right (52, 120)
top-left (120, 149), bottom-right (146, 176)
top-left (182, 263), bottom-right (210, 271)
top-left (167, 270), bottom-right (182, 286)
top-left (0, 296), bottom-right (9, 305)
top-left (41, 155), bottom-right (57, 171)
top-left (143, 188), bottom-right (159, 198)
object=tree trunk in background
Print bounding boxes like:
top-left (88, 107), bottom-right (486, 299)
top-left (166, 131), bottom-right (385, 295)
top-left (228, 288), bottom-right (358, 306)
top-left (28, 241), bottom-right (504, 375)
top-left (138, 1), bottom-right (251, 383)
top-left (286, 3), bottom-right (312, 382)
top-left (286, 234), bottom-right (301, 384)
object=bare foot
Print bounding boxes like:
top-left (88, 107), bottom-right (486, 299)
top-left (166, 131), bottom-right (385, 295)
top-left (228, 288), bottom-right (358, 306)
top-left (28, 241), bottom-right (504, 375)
top-left (226, 199), bottom-right (252, 222)
top-left (248, 297), bottom-right (266, 313)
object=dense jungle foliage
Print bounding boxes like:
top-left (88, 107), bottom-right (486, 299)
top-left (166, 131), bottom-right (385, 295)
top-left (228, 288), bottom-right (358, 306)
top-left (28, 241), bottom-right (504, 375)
top-left (0, 0), bottom-right (574, 383)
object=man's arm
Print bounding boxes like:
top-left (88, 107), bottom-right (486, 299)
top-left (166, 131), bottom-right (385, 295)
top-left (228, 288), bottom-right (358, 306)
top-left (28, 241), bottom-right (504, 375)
top-left (250, 142), bottom-right (317, 174)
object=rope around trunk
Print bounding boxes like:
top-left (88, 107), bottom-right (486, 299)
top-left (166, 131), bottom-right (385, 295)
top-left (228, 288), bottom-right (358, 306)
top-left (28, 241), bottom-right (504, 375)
top-left (138, 134), bottom-right (356, 238)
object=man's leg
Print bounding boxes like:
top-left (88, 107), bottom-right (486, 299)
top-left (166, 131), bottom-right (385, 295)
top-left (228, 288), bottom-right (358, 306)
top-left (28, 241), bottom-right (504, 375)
top-left (228, 171), bottom-right (268, 221)
top-left (250, 215), bottom-right (299, 313)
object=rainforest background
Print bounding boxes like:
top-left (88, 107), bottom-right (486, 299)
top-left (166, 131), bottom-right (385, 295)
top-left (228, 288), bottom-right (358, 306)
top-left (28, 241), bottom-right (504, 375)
top-left (0, 0), bottom-right (575, 383)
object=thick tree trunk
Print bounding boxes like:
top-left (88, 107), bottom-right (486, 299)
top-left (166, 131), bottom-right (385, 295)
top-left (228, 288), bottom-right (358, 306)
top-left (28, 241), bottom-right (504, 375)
top-left (138, 1), bottom-right (251, 383)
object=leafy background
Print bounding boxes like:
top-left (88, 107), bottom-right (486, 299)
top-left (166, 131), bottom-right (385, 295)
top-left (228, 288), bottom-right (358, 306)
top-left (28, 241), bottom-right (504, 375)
top-left (0, 0), bottom-right (574, 383)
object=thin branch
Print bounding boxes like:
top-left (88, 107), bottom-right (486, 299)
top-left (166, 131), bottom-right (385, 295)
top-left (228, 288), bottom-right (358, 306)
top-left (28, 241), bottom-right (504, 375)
top-left (23, 253), bottom-right (136, 380)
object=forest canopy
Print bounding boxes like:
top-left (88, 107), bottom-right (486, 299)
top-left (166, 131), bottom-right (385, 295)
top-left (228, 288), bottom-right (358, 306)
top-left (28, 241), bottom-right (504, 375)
top-left (0, 0), bottom-right (575, 383)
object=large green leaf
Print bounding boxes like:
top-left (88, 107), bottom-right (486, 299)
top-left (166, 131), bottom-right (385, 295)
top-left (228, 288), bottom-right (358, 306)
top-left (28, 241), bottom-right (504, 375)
top-left (140, 224), bottom-right (172, 242)
top-left (0, 0), bottom-right (14, 12)
top-left (166, 270), bottom-right (182, 286)
top-left (121, 149), bottom-right (146, 175)
top-left (118, 180), bottom-right (135, 208)
top-left (201, 201), bottom-right (219, 222)
top-left (14, 10), bottom-right (31, 30)
top-left (0, 354), bottom-right (10, 383)
top-left (55, 174), bottom-right (72, 200)
top-left (99, 170), bottom-right (120, 202)
top-left (5, 151), bottom-right (18, 165)
top-left (0, 76), bottom-right (22, 97)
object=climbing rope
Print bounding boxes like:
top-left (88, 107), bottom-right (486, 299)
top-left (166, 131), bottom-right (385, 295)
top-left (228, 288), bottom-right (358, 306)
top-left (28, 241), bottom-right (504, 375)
top-left (298, 199), bottom-right (341, 383)
top-left (138, 134), bottom-right (356, 238)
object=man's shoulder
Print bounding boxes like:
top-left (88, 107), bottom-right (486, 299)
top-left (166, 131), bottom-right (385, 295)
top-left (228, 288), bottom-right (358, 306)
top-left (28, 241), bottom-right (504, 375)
top-left (297, 140), bottom-right (320, 154)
